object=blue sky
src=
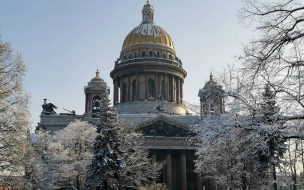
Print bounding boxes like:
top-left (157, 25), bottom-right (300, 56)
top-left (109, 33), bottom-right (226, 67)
top-left (0, 0), bottom-right (253, 132)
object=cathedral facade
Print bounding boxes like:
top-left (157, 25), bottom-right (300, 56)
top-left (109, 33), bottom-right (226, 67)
top-left (37, 2), bottom-right (224, 190)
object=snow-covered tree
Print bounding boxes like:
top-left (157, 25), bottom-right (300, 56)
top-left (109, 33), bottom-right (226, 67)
top-left (49, 120), bottom-right (96, 190)
top-left (235, 1), bottom-right (304, 188)
top-left (238, 0), bottom-right (304, 118)
top-left (85, 92), bottom-right (125, 190)
top-left (117, 123), bottom-right (164, 189)
top-left (239, 0), bottom-right (304, 82)
top-left (31, 129), bottom-right (54, 190)
top-left (192, 70), bottom-right (301, 190)
top-left (193, 1), bottom-right (304, 189)
top-left (192, 112), bottom-right (261, 190)
top-left (250, 85), bottom-right (285, 190)
top-left (0, 34), bottom-right (33, 189)
top-left (260, 84), bottom-right (280, 122)
top-left (0, 33), bottom-right (30, 170)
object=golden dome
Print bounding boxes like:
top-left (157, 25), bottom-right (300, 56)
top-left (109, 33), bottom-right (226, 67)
top-left (122, 23), bottom-right (174, 50)
top-left (203, 73), bottom-right (221, 90)
top-left (90, 70), bottom-right (104, 83)
top-left (121, 1), bottom-right (174, 50)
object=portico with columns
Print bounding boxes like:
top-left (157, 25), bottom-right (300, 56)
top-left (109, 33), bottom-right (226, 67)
top-left (108, 1), bottom-right (216, 189)
top-left (130, 114), bottom-right (217, 190)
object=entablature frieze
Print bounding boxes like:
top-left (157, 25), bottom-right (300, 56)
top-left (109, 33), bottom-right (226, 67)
top-left (142, 136), bottom-right (196, 149)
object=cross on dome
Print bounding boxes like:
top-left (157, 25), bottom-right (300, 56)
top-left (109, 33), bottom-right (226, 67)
top-left (147, 0), bottom-right (150, 3)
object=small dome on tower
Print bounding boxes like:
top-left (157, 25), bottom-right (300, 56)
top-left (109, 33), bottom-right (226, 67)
top-left (198, 73), bottom-right (223, 97)
top-left (203, 73), bottom-right (221, 90)
top-left (90, 69), bottom-right (104, 83)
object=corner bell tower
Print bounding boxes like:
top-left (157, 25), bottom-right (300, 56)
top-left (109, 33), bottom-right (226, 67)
top-left (198, 74), bottom-right (225, 115)
top-left (84, 70), bottom-right (109, 118)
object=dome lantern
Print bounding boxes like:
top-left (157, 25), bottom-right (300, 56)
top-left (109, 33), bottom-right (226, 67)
top-left (142, 0), bottom-right (154, 24)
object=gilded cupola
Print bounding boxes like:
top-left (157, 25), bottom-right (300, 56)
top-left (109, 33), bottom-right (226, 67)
top-left (121, 1), bottom-right (175, 50)
top-left (89, 69), bottom-right (105, 84)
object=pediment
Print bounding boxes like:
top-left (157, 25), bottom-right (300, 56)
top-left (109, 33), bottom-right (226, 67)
top-left (136, 115), bottom-right (192, 137)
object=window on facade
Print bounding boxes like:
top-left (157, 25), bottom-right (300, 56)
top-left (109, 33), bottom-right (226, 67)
top-left (135, 52), bottom-right (138, 58)
top-left (129, 53), bottom-right (132, 59)
top-left (123, 82), bottom-right (127, 103)
top-left (148, 79), bottom-right (155, 98)
top-left (149, 51), bottom-right (153, 57)
top-left (157, 52), bottom-right (160, 58)
top-left (163, 52), bottom-right (166, 59)
top-left (142, 51), bottom-right (146, 57)
top-left (132, 80), bottom-right (136, 101)
top-left (169, 54), bottom-right (173, 60)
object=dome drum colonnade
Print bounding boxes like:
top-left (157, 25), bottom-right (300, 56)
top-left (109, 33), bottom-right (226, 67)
top-left (110, 1), bottom-right (187, 114)
top-left (111, 59), bottom-right (186, 102)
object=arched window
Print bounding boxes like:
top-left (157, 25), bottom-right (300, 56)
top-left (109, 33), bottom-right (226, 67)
top-left (123, 82), bottom-right (127, 102)
top-left (163, 52), bottom-right (166, 59)
top-left (132, 80), bottom-right (136, 101)
top-left (92, 96), bottom-right (101, 113)
top-left (148, 79), bottom-right (155, 99)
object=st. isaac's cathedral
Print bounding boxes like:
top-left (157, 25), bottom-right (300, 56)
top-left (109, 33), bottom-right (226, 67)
top-left (37, 1), bottom-right (225, 190)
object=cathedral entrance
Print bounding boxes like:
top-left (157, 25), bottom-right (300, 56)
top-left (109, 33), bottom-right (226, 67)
top-left (151, 149), bottom-right (200, 190)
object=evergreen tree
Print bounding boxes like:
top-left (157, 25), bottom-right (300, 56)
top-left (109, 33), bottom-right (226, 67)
top-left (260, 84), bottom-right (280, 123)
top-left (85, 92), bottom-right (125, 190)
top-left (252, 84), bottom-right (285, 190)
